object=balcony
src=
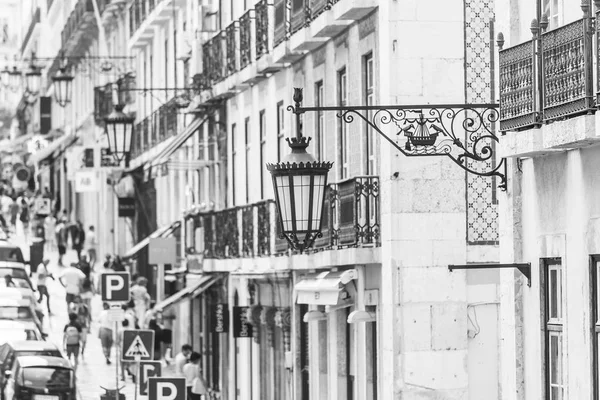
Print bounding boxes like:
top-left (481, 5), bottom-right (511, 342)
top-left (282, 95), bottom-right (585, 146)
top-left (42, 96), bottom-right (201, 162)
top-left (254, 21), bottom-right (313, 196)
top-left (498, 14), bottom-right (600, 155)
top-left (21, 8), bottom-right (40, 55)
top-left (61, 0), bottom-right (97, 56)
top-left (131, 98), bottom-right (178, 159)
top-left (184, 176), bottom-right (380, 263)
top-left (129, 0), bottom-right (186, 47)
top-left (93, 75), bottom-right (136, 126)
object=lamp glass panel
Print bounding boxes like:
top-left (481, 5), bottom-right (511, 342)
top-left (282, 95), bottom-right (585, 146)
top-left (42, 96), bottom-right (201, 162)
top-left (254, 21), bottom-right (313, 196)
top-left (1, 70), bottom-right (8, 85)
top-left (275, 175), bottom-right (291, 231)
top-left (311, 174), bottom-right (325, 228)
top-left (114, 122), bottom-right (126, 154)
top-left (292, 175), bottom-right (311, 232)
top-left (122, 122), bottom-right (133, 154)
top-left (9, 72), bottom-right (21, 90)
top-left (26, 73), bottom-right (40, 94)
top-left (54, 81), bottom-right (63, 105)
top-left (105, 123), bottom-right (115, 153)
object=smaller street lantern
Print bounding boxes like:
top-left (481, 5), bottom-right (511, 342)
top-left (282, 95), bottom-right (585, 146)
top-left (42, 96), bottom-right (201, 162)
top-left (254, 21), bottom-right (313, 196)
top-left (51, 67), bottom-right (74, 108)
top-left (24, 63), bottom-right (41, 95)
top-left (0, 66), bottom-right (10, 88)
top-left (104, 104), bottom-right (135, 164)
top-left (7, 66), bottom-right (21, 92)
top-left (266, 88), bottom-right (333, 252)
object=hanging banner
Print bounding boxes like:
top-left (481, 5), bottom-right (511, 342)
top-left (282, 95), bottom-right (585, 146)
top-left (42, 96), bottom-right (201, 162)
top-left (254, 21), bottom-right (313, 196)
top-left (118, 197), bottom-right (136, 217)
top-left (213, 303), bottom-right (229, 333)
top-left (232, 306), bottom-right (253, 338)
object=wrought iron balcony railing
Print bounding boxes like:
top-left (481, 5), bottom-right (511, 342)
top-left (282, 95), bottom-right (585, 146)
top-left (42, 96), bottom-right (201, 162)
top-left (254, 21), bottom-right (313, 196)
top-left (61, 0), bottom-right (96, 52)
top-left (274, 0), bottom-right (286, 47)
top-left (131, 97), bottom-right (178, 159)
top-left (256, 0), bottom-right (270, 60)
top-left (21, 8), bottom-right (40, 55)
top-left (129, 0), bottom-right (164, 37)
top-left (499, 14), bottom-right (595, 132)
top-left (225, 21), bottom-right (238, 76)
top-left (184, 177), bottom-right (380, 261)
top-left (240, 10), bottom-right (252, 69)
top-left (203, 33), bottom-right (225, 84)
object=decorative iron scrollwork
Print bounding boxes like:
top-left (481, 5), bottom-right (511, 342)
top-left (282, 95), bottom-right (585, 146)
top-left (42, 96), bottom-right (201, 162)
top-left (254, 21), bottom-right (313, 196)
top-left (290, 88), bottom-right (507, 190)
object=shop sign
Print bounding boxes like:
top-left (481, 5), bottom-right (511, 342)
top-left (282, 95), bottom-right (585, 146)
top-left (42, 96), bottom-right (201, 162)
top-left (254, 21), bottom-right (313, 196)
top-left (232, 306), bottom-right (253, 338)
top-left (213, 303), bottom-right (229, 333)
top-left (149, 237), bottom-right (177, 265)
top-left (118, 197), bottom-right (136, 217)
top-left (74, 170), bottom-right (98, 192)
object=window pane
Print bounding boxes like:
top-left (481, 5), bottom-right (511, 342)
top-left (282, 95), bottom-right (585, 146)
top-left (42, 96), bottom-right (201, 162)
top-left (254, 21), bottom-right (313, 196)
top-left (550, 269), bottom-right (557, 319)
top-left (550, 333), bottom-right (559, 384)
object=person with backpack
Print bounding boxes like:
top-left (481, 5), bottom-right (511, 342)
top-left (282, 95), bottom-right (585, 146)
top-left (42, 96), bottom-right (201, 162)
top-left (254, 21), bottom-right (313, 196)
top-left (63, 313), bottom-right (82, 370)
top-left (70, 302), bottom-right (90, 357)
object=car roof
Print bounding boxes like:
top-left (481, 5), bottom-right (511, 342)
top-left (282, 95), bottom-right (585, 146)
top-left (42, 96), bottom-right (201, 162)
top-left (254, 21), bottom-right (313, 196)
top-left (0, 298), bottom-right (31, 306)
top-left (16, 356), bottom-right (71, 369)
top-left (6, 341), bottom-right (60, 351)
top-left (0, 320), bottom-right (37, 329)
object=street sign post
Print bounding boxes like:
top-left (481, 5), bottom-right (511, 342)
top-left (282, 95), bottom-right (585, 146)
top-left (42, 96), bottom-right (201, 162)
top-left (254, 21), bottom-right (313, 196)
top-left (140, 361), bottom-right (162, 395)
top-left (148, 377), bottom-right (186, 400)
top-left (121, 329), bottom-right (155, 362)
top-left (101, 272), bottom-right (130, 302)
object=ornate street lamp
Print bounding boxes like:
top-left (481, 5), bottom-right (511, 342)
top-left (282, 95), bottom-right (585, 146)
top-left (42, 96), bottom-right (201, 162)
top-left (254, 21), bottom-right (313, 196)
top-left (51, 67), bottom-right (74, 107)
top-left (24, 63), bottom-right (41, 95)
top-left (104, 104), bottom-right (135, 165)
top-left (7, 66), bottom-right (21, 92)
top-left (266, 89), bottom-right (333, 252)
top-left (1, 66), bottom-right (10, 87)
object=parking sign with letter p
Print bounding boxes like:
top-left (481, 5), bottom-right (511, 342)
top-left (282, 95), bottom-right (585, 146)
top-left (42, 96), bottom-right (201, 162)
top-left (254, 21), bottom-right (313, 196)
top-left (148, 377), bottom-right (186, 400)
top-left (101, 272), bottom-right (130, 302)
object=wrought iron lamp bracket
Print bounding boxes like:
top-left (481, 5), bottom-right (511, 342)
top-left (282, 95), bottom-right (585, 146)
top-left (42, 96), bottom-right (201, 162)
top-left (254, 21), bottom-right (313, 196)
top-left (289, 88), bottom-right (507, 190)
top-left (448, 263), bottom-right (532, 287)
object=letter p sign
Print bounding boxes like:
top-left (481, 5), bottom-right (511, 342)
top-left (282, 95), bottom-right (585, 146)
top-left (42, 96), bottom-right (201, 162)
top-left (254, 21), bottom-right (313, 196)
top-left (148, 377), bottom-right (186, 400)
top-left (101, 272), bottom-right (130, 302)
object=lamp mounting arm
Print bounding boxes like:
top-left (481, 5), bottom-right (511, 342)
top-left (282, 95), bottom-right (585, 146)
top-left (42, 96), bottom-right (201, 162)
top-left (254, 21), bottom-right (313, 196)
top-left (288, 87), bottom-right (507, 190)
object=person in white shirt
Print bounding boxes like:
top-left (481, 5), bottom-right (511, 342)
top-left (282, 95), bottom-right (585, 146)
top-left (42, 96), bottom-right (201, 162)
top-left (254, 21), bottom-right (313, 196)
top-left (97, 302), bottom-right (114, 364)
top-left (86, 225), bottom-right (98, 268)
top-left (183, 352), bottom-right (206, 400)
top-left (131, 277), bottom-right (151, 328)
top-left (175, 344), bottom-right (193, 375)
top-left (59, 263), bottom-right (86, 306)
top-left (36, 259), bottom-right (53, 314)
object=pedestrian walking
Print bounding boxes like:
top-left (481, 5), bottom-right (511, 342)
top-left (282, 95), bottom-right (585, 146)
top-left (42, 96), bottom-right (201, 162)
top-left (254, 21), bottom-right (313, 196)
top-left (131, 277), bottom-right (151, 328)
top-left (55, 218), bottom-right (67, 267)
top-left (123, 302), bottom-right (138, 329)
top-left (69, 301), bottom-right (90, 357)
top-left (184, 352), bottom-right (208, 400)
top-left (175, 344), bottom-right (193, 375)
top-left (97, 302), bottom-right (114, 364)
top-left (80, 277), bottom-right (94, 321)
top-left (63, 312), bottom-right (83, 371)
top-left (73, 221), bottom-right (85, 261)
top-left (148, 319), bottom-right (163, 361)
top-left (86, 225), bottom-right (97, 269)
top-left (44, 214), bottom-right (57, 252)
top-left (36, 259), bottom-right (53, 314)
top-left (116, 319), bottom-right (136, 382)
top-left (59, 262), bottom-right (86, 306)
top-left (78, 254), bottom-right (91, 278)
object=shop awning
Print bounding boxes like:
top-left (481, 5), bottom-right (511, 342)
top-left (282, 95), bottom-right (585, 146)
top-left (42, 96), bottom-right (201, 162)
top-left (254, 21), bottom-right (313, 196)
top-left (144, 116), bottom-right (208, 174)
top-left (153, 274), bottom-right (222, 312)
top-left (295, 269), bottom-right (357, 306)
top-left (29, 133), bottom-right (79, 166)
top-left (122, 220), bottom-right (181, 260)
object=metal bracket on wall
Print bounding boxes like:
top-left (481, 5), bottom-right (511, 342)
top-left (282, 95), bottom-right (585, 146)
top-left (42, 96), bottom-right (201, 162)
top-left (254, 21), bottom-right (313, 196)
top-left (448, 263), bottom-right (532, 287)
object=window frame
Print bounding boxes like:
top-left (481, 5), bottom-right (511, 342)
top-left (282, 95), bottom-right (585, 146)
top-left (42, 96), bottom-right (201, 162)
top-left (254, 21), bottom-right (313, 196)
top-left (315, 80), bottom-right (324, 162)
top-left (542, 257), bottom-right (564, 400)
top-left (277, 101), bottom-right (285, 162)
top-left (338, 67), bottom-right (348, 179)
top-left (244, 117), bottom-right (251, 204)
top-left (591, 255), bottom-right (600, 400)
top-left (259, 110), bottom-right (267, 199)
top-left (231, 123), bottom-right (237, 206)
top-left (363, 52), bottom-right (375, 175)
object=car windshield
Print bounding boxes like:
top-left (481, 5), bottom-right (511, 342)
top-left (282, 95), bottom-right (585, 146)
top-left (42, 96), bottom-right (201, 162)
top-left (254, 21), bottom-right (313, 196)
top-left (0, 269), bottom-right (28, 281)
top-left (0, 248), bottom-right (24, 263)
top-left (21, 367), bottom-right (72, 389)
top-left (0, 306), bottom-right (32, 320)
top-left (16, 350), bottom-right (62, 358)
top-left (0, 279), bottom-right (31, 290)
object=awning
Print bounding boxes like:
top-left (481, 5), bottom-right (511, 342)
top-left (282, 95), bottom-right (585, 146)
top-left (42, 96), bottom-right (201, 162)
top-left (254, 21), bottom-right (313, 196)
top-left (153, 274), bottom-right (222, 312)
top-left (144, 116), bottom-right (208, 174)
top-left (295, 269), bottom-right (357, 306)
top-left (122, 220), bottom-right (181, 260)
top-left (29, 133), bottom-right (79, 166)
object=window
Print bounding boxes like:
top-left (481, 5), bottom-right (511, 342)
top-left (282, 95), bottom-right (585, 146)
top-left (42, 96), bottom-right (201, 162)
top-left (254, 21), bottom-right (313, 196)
top-left (231, 123), bottom-right (237, 206)
top-left (315, 81), bottom-right (324, 161)
top-left (259, 110), bottom-right (267, 199)
top-left (245, 117), bottom-right (251, 204)
top-left (543, 0), bottom-right (563, 29)
top-left (543, 258), bottom-right (563, 400)
top-left (592, 256), bottom-right (600, 400)
top-left (277, 101), bottom-right (285, 161)
top-left (363, 53), bottom-right (375, 175)
top-left (164, 38), bottom-right (169, 90)
top-left (338, 68), bottom-right (348, 179)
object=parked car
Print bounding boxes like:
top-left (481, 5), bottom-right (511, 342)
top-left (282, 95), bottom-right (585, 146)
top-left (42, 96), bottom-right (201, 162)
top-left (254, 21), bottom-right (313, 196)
top-left (0, 299), bottom-right (44, 334)
top-left (0, 245), bottom-right (24, 264)
top-left (0, 264), bottom-right (32, 288)
top-left (3, 356), bottom-right (74, 400)
top-left (0, 321), bottom-right (43, 343)
top-left (0, 341), bottom-right (63, 397)
top-left (0, 287), bottom-right (44, 320)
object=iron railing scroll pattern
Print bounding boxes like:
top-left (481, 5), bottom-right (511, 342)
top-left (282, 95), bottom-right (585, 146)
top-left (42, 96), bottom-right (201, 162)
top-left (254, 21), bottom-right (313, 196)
top-left (256, 0), bottom-right (269, 60)
top-left (240, 11), bottom-right (252, 69)
top-left (499, 40), bottom-right (539, 131)
top-left (226, 22), bottom-right (238, 76)
top-left (214, 208), bottom-right (239, 259)
top-left (241, 205), bottom-right (254, 257)
top-left (256, 201), bottom-right (273, 256)
top-left (542, 19), bottom-right (594, 122)
top-left (210, 33), bottom-right (225, 84)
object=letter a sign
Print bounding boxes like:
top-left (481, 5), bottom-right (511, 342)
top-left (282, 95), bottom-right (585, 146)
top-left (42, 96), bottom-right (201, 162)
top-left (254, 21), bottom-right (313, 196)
top-left (101, 272), bottom-right (130, 302)
top-left (148, 377), bottom-right (186, 400)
